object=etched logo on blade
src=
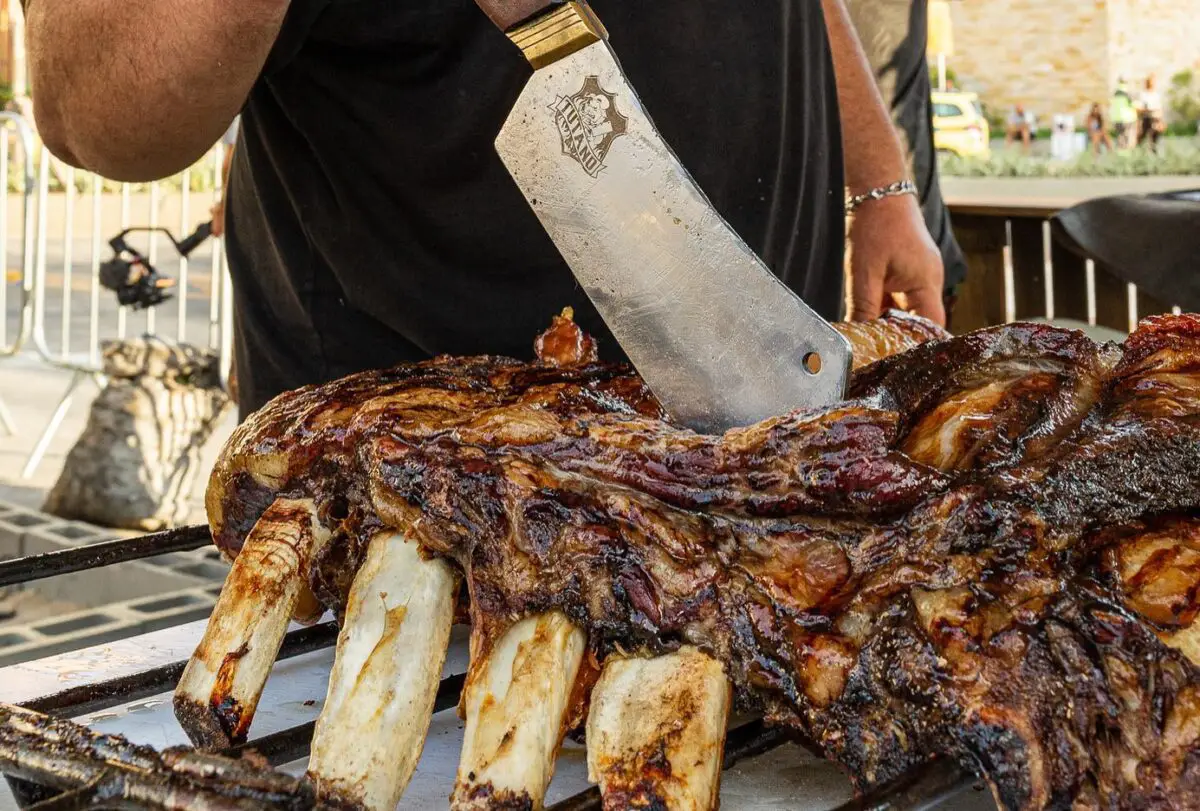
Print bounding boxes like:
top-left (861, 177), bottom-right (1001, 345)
top-left (550, 76), bottom-right (629, 178)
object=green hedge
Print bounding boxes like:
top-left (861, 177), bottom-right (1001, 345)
top-left (941, 143), bottom-right (1200, 178)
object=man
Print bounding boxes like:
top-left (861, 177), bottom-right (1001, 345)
top-left (844, 0), bottom-right (968, 326)
top-left (1006, 103), bottom-right (1033, 150)
top-left (1111, 78), bottom-right (1138, 150)
top-left (1137, 75), bottom-right (1165, 152)
top-left (26, 0), bottom-right (943, 418)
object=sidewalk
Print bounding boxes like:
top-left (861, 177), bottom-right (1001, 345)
top-left (942, 174), bottom-right (1199, 213)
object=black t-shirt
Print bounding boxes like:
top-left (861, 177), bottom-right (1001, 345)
top-left (227, 0), bottom-right (845, 415)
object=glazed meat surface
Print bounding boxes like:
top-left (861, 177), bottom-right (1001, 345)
top-left (208, 313), bottom-right (1200, 810)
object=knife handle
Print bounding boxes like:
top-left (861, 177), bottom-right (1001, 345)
top-left (476, 1), bottom-right (607, 68)
top-left (475, 0), bottom-right (563, 32)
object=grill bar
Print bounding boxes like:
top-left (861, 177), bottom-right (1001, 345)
top-left (0, 525), bottom-right (212, 589)
top-left (22, 622), bottom-right (339, 718)
top-left (0, 703), bottom-right (312, 811)
top-left (830, 758), bottom-right (978, 811)
top-left (225, 673), bottom-right (468, 767)
top-left (22, 783), bottom-right (101, 811)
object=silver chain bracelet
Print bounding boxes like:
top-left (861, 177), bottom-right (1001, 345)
top-left (845, 180), bottom-right (917, 214)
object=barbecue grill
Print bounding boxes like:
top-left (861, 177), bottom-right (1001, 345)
top-left (0, 526), bottom-right (994, 810)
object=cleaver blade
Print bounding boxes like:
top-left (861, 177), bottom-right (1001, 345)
top-left (477, 1), bottom-right (852, 434)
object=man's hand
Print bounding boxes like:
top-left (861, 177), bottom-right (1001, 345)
top-left (848, 195), bottom-right (946, 325)
top-left (25, 0), bottom-right (287, 181)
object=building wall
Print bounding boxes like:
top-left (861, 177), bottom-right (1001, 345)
top-left (947, 0), bottom-right (1199, 124)
top-left (0, 4), bottom-right (11, 89)
top-left (947, 0), bottom-right (1109, 123)
top-left (1107, 0), bottom-right (1200, 109)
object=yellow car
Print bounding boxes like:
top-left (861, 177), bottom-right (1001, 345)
top-left (931, 91), bottom-right (991, 158)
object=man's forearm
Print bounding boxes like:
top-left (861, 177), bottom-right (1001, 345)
top-left (26, 0), bottom-right (288, 181)
top-left (820, 0), bottom-right (945, 326)
top-left (819, 0), bottom-right (910, 196)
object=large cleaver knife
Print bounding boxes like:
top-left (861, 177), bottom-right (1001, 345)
top-left (476, 0), bottom-right (852, 434)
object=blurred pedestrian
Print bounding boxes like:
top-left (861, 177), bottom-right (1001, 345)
top-left (1006, 104), bottom-right (1032, 150)
top-left (1087, 103), bottom-right (1113, 155)
top-left (1137, 76), bottom-right (1165, 152)
top-left (1110, 79), bottom-right (1137, 150)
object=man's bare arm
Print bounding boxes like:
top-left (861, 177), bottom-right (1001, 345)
top-left (820, 0), bottom-right (945, 325)
top-left (819, 0), bottom-right (909, 197)
top-left (26, 0), bottom-right (288, 181)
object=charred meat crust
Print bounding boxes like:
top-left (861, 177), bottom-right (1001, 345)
top-left (850, 321), bottom-right (1121, 473)
top-left (207, 358), bottom-right (664, 559)
top-left (171, 693), bottom-right (240, 752)
top-left (452, 783), bottom-right (536, 811)
top-left (835, 308), bottom-right (953, 371)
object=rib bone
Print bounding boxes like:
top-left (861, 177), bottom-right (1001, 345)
top-left (587, 648), bottom-right (732, 811)
top-left (174, 498), bottom-right (329, 749)
top-left (307, 528), bottom-right (458, 811)
top-left (452, 611), bottom-right (587, 810)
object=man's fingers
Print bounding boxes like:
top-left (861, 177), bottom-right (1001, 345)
top-left (903, 285), bottom-right (946, 327)
top-left (850, 260), bottom-right (884, 323)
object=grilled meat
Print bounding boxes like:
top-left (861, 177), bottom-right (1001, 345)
top-left (834, 308), bottom-right (951, 370)
top-left (192, 311), bottom-right (1200, 810)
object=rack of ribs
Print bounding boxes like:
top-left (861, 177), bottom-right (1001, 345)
top-left (173, 308), bottom-right (1200, 810)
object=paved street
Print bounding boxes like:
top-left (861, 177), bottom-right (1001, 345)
top-left (942, 173), bottom-right (1200, 211)
top-left (2, 190), bottom-right (224, 358)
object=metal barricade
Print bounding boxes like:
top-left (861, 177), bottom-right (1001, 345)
top-left (0, 112), bottom-right (38, 437)
top-left (20, 141), bottom-right (231, 477)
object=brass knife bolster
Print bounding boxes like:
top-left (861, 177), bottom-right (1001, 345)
top-left (508, 2), bottom-right (607, 69)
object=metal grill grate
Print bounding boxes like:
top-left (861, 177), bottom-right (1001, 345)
top-left (0, 527), bottom-right (983, 810)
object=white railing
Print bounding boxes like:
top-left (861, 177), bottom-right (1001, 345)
top-left (0, 112), bottom-right (37, 356)
top-left (0, 112), bottom-right (38, 437)
top-left (0, 114), bottom-right (234, 475)
top-left (28, 145), bottom-right (230, 372)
